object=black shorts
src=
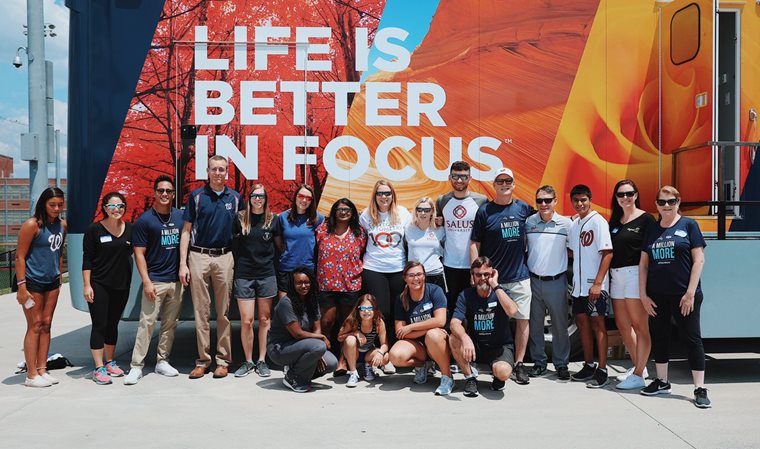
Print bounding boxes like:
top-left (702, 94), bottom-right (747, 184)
top-left (475, 343), bottom-right (515, 368)
top-left (319, 291), bottom-right (360, 309)
top-left (276, 271), bottom-right (291, 293)
top-left (571, 292), bottom-right (610, 317)
top-left (26, 278), bottom-right (61, 293)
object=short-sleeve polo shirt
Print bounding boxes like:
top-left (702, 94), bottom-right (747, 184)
top-left (183, 184), bottom-right (243, 248)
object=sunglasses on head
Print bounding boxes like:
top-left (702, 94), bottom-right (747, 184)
top-left (656, 198), bottom-right (679, 206)
top-left (156, 188), bottom-right (174, 194)
top-left (358, 306), bottom-right (374, 312)
top-left (616, 191), bottom-right (637, 198)
top-left (105, 203), bottom-right (126, 210)
top-left (535, 198), bottom-right (554, 205)
top-left (375, 191), bottom-right (392, 197)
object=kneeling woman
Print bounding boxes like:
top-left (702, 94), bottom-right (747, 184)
top-left (388, 261), bottom-right (453, 395)
top-left (267, 268), bottom-right (338, 392)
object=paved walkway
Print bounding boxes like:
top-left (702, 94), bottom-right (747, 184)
top-left (1, 288), bottom-right (759, 449)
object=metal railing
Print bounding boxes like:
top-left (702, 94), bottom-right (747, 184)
top-left (0, 249), bottom-right (15, 291)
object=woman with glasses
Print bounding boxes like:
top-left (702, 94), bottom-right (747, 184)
top-left (267, 267), bottom-right (337, 392)
top-left (315, 199), bottom-right (367, 370)
top-left (15, 187), bottom-right (66, 387)
top-left (231, 184), bottom-right (283, 378)
top-left (83, 192), bottom-right (133, 385)
top-left (639, 186), bottom-right (710, 408)
top-left (337, 294), bottom-right (389, 387)
top-left (388, 261), bottom-right (453, 395)
top-left (608, 180), bottom-right (655, 390)
top-left (277, 184), bottom-right (324, 299)
top-left (405, 197), bottom-right (446, 291)
top-left (359, 180), bottom-right (412, 333)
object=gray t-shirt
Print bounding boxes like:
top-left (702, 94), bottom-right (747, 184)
top-left (267, 295), bottom-right (320, 346)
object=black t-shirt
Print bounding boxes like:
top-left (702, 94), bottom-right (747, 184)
top-left (643, 217), bottom-right (706, 296)
top-left (452, 287), bottom-right (514, 347)
top-left (609, 213), bottom-right (656, 268)
top-left (232, 213), bottom-right (281, 279)
top-left (82, 221), bottom-right (133, 290)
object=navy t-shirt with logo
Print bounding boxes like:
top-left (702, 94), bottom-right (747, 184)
top-left (132, 207), bottom-right (184, 282)
top-left (453, 287), bottom-right (513, 347)
top-left (470, 200), bottom-right (532, 283)
top-left (394, 283), bottom-right (447, 324)
top-left (643, 217), bottom-right (706, 296)
top-left (232, 213), bottom-right (281, 279)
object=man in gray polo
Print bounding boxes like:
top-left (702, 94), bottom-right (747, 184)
top-left (526, 185), bottom-right (572, 380)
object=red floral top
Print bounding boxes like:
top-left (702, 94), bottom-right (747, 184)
top-left (315, 222), bottom-right (367, 292)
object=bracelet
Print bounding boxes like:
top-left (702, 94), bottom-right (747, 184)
top-left (16, 279), bottom-right (26, 286)
top-left (376, 350), bottom-right (385, 356)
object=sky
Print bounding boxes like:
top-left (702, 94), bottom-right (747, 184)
top-left (0, 0), bottom-right (68, 180)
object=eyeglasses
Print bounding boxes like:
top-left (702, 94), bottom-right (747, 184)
top-left (375, 191), bottom-right (393, 197)
top-left (297, 194), bottom-right (313, 202)
top-left (250, 193), bottom-right (266, 200)
top-left (358, 306), bottom-right (374, 312)
top-left (472, 272), bottom-right (492, 278)
top-left (450, 174), bottom-right (470, 181)
top-left (156, 188), bottom-right (175, 194)
top-left (616, 191), bottom-right (637, 198)
top-left (295, 280), bottom-right (311, 286)
top-left (416, 207), bottom-right (432, 213)
top-left (656, 198), bottom-right (679, 206)
top-left (209, 167), bottom-right (227, 173)
top-left (405, 272), bottom-right (425, 278)
top-left (105, 203), bottom-right (126, 210)
top-left (535, 198), bottom-right (555, 205)
top-left (494, 178), bottom-right (514, 186)
top-left (336, 207), bottom-right (352, 214)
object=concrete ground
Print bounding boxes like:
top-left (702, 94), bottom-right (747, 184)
top-left (1, 287), bottom-right (759, 449)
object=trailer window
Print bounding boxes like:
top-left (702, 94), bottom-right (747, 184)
top-left (670, 3), bottom-right (701, 65)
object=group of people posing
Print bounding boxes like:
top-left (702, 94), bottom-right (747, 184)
top-left (14, 157), bottom-right (711, 407)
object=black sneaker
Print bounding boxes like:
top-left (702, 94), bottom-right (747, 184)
top-left (529, 364), bottom-right (547, 377)
top-left (571, 363), bottom-right (597, 382)
top-left (282, 372), bottom-right (310, 393)
top-left (464, 376), bottom-right (479, 397)
top-left (640, 378), bottom-right (672, 396)
top-left (586, 368), bottom-right (608, 389)
top-left (514, 362), bottom-right (530, 385)
top-left (694, 387), bottom-right (712, 408)
top-left (491, 377), bottom-right (506, 391)
top-left (556, 366), bottom-right (571, 381)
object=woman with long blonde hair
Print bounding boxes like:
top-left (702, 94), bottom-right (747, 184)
top-left (405, 197), bottom-right (445, 291)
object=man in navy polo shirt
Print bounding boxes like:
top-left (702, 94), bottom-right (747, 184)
top-left (124, 175), bottom-right (184, 385)
top-left (179, 155), bottom-right (243, 379)
top-left (469, 167), bottom-right (534, 385)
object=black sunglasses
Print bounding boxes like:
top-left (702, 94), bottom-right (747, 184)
top-left (535, 198), bottom-right (554, 205)
top-left (494, 178), bottom-right (514, 185)
top-left (336, 207), bottom-right (352, 214)
top-left (156, 188), bottom-right (175, 194)
top-left (416, 207), bottom-right (432, 213)
top-left (656, 198), bottom-right (679, 206)
top-left (616, 191), bottom-right (637, 198)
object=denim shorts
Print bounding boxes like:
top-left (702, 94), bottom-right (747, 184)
top-left (234, 276), bottom-right (277, 299)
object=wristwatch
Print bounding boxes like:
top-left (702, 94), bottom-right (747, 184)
top-left (492, 284), bottom-right (504, 292)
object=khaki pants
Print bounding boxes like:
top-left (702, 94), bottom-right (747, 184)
top-left (130, 281), bottom-right (183, 368)
top-left (188, 251), bottom-right (234, 367)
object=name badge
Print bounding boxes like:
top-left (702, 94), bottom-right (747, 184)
top-left (674, 230), bottom-right (687, 238)
top-left (99, 235), bottom-right (113, 243)
top-left (421, 302), bottom-right (433, 311)
top-left (488, 301), bottom-right (497, 308)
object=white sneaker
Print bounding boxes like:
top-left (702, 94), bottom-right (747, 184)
top-left (617, 366), bottom-right (649, 381)
top-left (124, 368), bottom-right (143, 385)
top-left (155, 361), bottom-right (179, 377)
top-left (24, 376), bottom-right (52, 388)
top-left (381, 362), bottom-right (396, 375)
top-left (346, 371), bottom-right (360, 388)
top-left (40, 372), bottom-right (59, 385)
top-left (435, 375), bottom-right (455, 396)
top-left (616, 373), bottom-right (646, 390)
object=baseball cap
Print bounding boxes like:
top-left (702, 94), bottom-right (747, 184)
top-left (494, 168), bottom-right (514, 180)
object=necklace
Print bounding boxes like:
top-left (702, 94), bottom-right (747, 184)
top-left (154, 208), bottom-right (171, 227)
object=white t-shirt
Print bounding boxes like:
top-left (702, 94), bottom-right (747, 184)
top-left (569, 211), bottom-right (612, 297)
top-left (359, 206), bottom-right (412, 273)
top-left (436, 192), bottom-right (488, 269)
top-left (404, 225), bottom-right (445, 275)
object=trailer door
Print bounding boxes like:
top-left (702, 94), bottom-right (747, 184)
top-left (660, 0), bottom-right (717, 207)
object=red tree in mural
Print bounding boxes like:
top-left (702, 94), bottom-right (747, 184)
top-left (102, 0), bottom-right (385, 219)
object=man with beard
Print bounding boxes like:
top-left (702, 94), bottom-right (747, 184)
top-left (449, 256), bottom-right (519, 397)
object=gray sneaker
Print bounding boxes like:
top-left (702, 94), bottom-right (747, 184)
top-left (234, 361), bottom-right (255, 378)
top-left (255, 360), bottom-right (271, 377)
top-left (363, 363), bottom-right (376, 381)
top-left (346, 371), bottom-right (360, 388)
top-left (413, 365), bottom-right (428, 384)
top-left (435, 375), bottom-right (455, 396)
